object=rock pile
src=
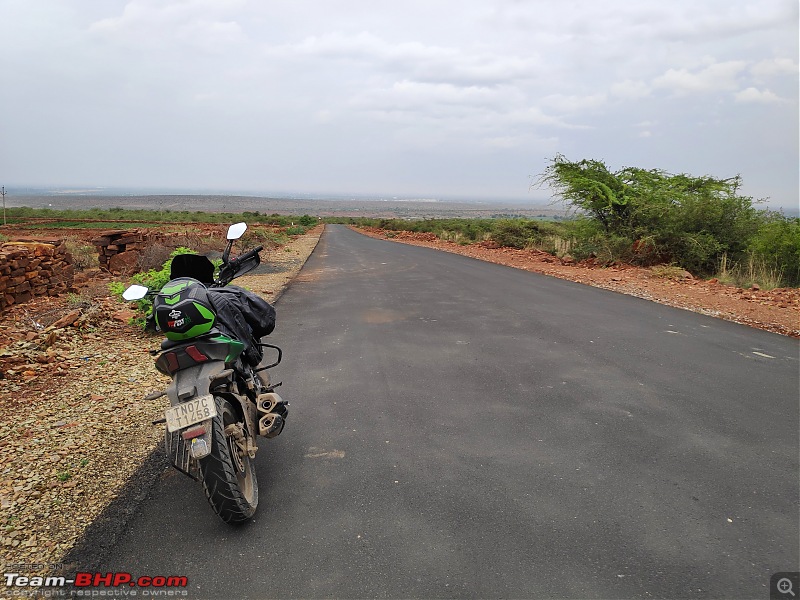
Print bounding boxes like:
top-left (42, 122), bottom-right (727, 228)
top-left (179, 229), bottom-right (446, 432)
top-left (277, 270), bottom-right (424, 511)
top-left (91, 229), bottom-right (165, 274)
top-left (0, 241), bottom-right (74, 310)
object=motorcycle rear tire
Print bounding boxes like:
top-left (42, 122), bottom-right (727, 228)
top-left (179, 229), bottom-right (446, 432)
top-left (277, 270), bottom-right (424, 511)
top-left (199, 397), bottom-right (259, 524)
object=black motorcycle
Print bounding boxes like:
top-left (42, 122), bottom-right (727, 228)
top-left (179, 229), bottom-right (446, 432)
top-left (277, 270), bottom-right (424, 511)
top-left (123, 223), bottom-right (286, 524)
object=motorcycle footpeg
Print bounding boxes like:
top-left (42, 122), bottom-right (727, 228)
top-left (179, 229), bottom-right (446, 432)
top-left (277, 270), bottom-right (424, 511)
top-left (258, 412), bottom-right (285, 438)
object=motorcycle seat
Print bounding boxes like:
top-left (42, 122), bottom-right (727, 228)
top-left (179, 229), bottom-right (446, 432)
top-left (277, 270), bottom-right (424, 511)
top-left (160, 328), bottom-right (223, 351)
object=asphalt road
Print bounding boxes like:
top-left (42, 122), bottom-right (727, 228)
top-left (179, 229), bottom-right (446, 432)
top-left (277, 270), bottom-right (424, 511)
top-left (98, 225), bottom-right (799, 599)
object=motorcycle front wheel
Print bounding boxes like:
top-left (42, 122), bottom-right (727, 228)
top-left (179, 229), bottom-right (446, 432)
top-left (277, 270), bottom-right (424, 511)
top-left (199, 397), bottom-right (258, 524)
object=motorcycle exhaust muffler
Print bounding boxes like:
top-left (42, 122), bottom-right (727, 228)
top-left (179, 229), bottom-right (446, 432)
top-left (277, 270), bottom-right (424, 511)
top-left (256, 393), bottom-right (288, 438)
top-left (259, 412), bottom-right (285, 438)
top-left (257, 392), bottom-right (286, 414)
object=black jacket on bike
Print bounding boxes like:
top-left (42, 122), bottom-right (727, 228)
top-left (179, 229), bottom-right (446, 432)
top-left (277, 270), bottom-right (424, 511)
top-left (169, 253), bottom-right (276, 366)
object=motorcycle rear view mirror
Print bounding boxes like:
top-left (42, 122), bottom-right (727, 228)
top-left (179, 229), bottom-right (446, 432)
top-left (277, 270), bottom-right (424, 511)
top-left (227, 222), bottom-right (247, 240)
top-left (122, 284), bottom-right (149, 301)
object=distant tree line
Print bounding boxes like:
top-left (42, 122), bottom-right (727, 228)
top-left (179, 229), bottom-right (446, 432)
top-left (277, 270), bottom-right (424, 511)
top-left (7, 172), bottom-right (799, 288)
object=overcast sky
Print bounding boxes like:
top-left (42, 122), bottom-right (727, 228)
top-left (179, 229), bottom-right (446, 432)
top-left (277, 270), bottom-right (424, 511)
top-left (1, 0), bottom-right (797, 207)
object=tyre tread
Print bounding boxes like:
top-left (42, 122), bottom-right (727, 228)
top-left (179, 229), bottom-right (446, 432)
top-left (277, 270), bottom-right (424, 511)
top-left (199, 398), bottom-right (258, 524)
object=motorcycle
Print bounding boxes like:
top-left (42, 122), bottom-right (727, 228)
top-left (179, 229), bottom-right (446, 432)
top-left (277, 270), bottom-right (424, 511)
top-left (122, 222), bottom-right (287, 524)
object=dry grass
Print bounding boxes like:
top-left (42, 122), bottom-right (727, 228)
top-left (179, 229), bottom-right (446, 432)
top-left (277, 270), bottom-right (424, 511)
top-left (717, 253), bottom-right (785, 290)
top-left (64, 237), bottom-right (98, 272)
top-left (650, 264), bottom-right (692, 280)
top-left (136, 241), bottom-right (175, 273)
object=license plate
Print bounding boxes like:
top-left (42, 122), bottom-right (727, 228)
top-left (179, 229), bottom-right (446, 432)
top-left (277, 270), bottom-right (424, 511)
top-left (165, 395), bottom-right (217, 432)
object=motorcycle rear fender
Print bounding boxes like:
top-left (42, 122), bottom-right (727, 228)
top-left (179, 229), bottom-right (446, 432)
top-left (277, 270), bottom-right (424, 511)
top-left (165, 361), bottom-right (228, 405)
top-left (165, 361), bottom-right (259, 452)
top-left (165, 361), bottom-right (257, 479)
top-left (161, 362), bottom-right (218, 478)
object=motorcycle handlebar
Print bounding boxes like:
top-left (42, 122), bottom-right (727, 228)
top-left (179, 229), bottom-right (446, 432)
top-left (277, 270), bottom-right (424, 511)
top-left (226, 245), bottom-right (263, 273)
top-left (244, 245), bottom-right (264, 259)
top-left (230, 246), bottom-right (262, 268)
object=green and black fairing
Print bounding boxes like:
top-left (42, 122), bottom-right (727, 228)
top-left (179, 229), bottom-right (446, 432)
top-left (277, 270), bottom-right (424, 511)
top-left (155, 333), bottom-right (246, 375)
top-left (153, 277), bottom-right (217, 341)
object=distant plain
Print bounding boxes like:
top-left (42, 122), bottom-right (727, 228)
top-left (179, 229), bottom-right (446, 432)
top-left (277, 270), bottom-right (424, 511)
top-left (7, 194), bottom-right (567, 220)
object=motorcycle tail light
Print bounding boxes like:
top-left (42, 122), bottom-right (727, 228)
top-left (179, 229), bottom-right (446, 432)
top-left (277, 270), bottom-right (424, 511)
top-left (181, 425), bottom-right (207, 440)
top-left (185, 345), bottom-right (209, 362)
top-left (165, 352), bottom-right (179, 372)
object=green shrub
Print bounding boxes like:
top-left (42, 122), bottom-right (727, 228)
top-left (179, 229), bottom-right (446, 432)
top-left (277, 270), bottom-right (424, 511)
top-left (537, 155), bottom-right (795, 282)
top-left (570, 233), bottom-right (634, 265)
top-left (110, 247), bottom-right (200, 325)
top-left (490, 219), bottom-right (560, 250)
top-left (746, 213), bottom-right (800, 286)
top-left (298, 214), bottom-right (317, 227)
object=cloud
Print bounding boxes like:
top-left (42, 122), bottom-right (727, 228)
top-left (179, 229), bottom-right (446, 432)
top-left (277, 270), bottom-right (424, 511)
top-left (610, 80), bottom-right (651, 101)
top-left (734, 87), bottom-right (785, 104)
top-left (89, 0), bottom-right (248, 50)
top-left (270, 31), bottom-right (541, 87)
top-left (349, 81), bottom-right (555, 149)
top-left (750, 57), bottom-right (799, 80)
top-left (652, 60), bottom-right (749, 95)
top-left (540, 93), bottom-right (608, 114)
top-left (651, 0), bottom-right (797, 41)
top-left (353, 80), bottom-right (510, 115)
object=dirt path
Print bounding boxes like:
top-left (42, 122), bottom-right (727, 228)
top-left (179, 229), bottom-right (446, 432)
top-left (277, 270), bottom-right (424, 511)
top-left (0, 225), bottom-right (323, 573)
top-left (354, 227), bottom-right (800, 338)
